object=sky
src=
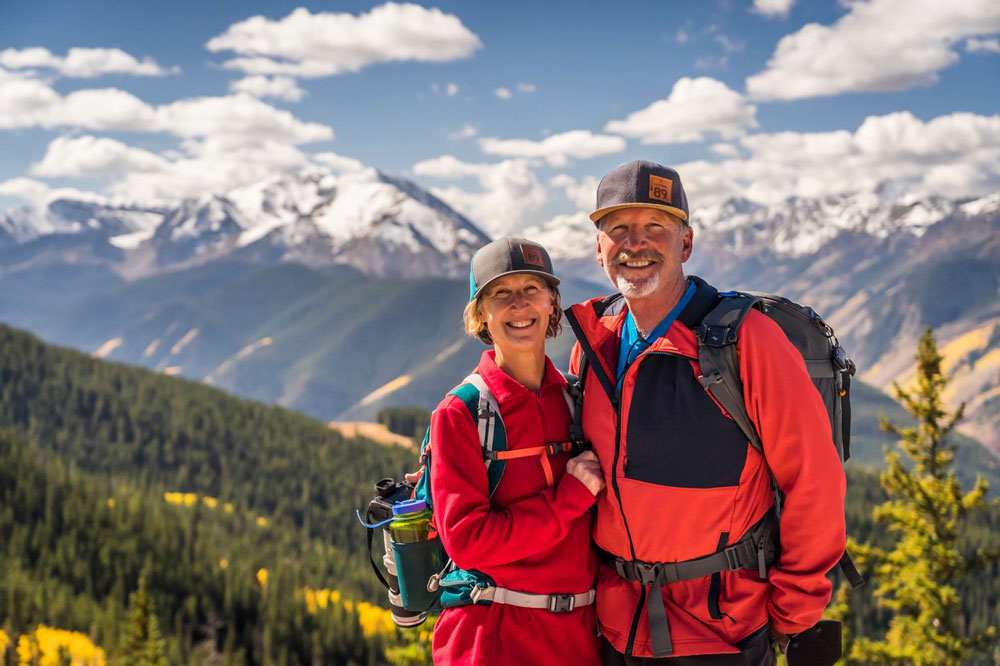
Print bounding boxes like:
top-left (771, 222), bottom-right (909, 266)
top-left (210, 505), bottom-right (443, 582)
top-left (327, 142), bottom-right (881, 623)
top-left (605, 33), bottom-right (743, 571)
top-left (1, 0), bottom-right (998, 235)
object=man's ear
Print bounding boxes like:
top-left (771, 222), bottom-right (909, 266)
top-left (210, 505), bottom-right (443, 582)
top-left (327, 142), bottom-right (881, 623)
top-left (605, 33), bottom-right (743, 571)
top-left (595, 235), bottom-right (604, 267)
top-left (680, 225), bottom-right (694, 263)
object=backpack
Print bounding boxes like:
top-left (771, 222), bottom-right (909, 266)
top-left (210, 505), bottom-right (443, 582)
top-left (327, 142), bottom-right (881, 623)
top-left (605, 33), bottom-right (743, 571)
top-left (413, 371), bottom-right (582, 507)
top-left (368, 370), bottom-right (586, 624)
top-left (568, 282), bottom-right (864, 589)
top-left (693, 289), bottom-right (863, 587)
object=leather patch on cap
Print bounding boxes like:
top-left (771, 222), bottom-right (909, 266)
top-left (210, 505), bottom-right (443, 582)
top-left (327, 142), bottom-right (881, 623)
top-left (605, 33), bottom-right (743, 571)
top-left (521, 245), bottom-right (544, 267)
top-left (649, 174), bottom-right (673, 203)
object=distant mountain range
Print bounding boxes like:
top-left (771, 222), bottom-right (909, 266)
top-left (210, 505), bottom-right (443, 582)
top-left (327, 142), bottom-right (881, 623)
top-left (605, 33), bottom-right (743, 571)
top-left (0, 166), bottom-right (488, 279)
top-left (528, 191), bottom-right (1000, 452)
top-left (2, 167), bottom-right (998, 457)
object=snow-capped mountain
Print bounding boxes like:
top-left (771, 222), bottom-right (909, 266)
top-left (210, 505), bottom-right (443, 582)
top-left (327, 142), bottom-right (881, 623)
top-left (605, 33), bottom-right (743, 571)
top-left (2, 166), bottom-right (490, 279)
top-left (524, 191), bottom-right (1000, 283)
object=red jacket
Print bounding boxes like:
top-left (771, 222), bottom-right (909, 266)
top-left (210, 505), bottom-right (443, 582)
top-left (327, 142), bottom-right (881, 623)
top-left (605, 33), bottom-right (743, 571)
top-left (566, 285), bottom-right (846, 658)
top-left (430, 351), bottom-right (601, 666)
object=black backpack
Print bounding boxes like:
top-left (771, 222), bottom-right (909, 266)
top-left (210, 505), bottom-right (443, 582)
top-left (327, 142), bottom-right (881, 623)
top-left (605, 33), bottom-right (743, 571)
top-left (568, 280), bottom-right (864, 588)
top-left (693, 289), bottom-right (862, 588)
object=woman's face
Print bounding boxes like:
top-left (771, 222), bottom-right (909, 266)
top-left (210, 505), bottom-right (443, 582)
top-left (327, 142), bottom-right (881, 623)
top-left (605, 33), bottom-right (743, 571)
top-left (480, 273), bottom-right (554, 354)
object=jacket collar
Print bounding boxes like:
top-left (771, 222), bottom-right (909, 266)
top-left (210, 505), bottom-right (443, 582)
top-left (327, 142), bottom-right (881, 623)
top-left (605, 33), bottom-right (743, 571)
top-left (476, 349), bottom-right (566, 404)
top-left (567, 275), bottom-right (720, 363)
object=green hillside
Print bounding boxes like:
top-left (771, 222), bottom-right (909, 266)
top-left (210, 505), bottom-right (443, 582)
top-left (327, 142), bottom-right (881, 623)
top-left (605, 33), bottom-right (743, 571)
top-left (0, 323), bottom-right (413, 553)
top-left (0, 323), bottom-right (442, 664)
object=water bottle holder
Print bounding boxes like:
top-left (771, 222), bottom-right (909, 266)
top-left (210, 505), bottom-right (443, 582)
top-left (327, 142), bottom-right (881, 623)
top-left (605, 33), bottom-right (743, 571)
top-left (390, 537), bottom-right (446, 612)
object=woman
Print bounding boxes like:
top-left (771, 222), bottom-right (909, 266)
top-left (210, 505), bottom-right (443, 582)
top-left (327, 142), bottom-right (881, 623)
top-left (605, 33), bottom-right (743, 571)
top-left (430, 237), bottom-right (605, 666)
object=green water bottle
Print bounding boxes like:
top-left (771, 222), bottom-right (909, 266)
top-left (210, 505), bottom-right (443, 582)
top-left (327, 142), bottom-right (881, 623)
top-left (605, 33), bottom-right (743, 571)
top-left (390, 499), bottom-right (432, 543)
top-left (389, 499), bottom-right (442, 611)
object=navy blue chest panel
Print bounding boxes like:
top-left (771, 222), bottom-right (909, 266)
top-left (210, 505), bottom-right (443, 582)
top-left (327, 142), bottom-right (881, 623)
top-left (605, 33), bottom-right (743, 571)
top-left (623, 352), bottom-right (748, 488)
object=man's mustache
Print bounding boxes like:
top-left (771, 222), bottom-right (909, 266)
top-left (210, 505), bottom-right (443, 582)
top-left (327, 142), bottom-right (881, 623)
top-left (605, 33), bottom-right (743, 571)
top-left (616, 250), bottom-right (664, 264)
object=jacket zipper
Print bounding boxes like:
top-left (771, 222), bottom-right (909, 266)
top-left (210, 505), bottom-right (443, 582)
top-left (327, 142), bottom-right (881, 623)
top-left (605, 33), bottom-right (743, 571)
top-left (619, 346), bottom-right (700, 655)
top-left (565, 307), bottom-right (645, 655)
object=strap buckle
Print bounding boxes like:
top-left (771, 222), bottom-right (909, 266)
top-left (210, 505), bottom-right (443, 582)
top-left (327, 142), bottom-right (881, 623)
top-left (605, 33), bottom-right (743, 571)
top-left (547, 594), bottom-right (575, 613)
top-left (697, 323), bottom-right (736, 347)
top-left (634, 561), bottom-right (663, 585)
top-left (469, 585), bottom-right (495, 604)
top-left (545, 442), bottom-right (566, 456)
top-left (724, 546), bottom-right (742, 571)
top-left (698, 370), bottom-right (724, 389)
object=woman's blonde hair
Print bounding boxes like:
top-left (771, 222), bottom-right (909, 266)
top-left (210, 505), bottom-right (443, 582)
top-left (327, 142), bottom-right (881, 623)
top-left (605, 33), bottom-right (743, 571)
top-left (463, 282), bottom-right (563, 345)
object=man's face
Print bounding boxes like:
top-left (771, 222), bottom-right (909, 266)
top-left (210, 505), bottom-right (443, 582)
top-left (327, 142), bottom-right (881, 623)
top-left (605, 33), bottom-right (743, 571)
top-left (595, 207), bottom-right (693, 300)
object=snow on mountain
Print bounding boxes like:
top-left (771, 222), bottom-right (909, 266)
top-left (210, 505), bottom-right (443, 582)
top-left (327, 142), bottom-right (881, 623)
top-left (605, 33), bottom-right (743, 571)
top-left (0, 206), bottom-right (43, 246)
top-left (0, 165), bottom-right (490, 279)
top-left (4, 167), bottom-right (997, 282)
top-left (218, 166), bottom-right (489, 278)
top-left (527, 192), bottom-right (999, 265)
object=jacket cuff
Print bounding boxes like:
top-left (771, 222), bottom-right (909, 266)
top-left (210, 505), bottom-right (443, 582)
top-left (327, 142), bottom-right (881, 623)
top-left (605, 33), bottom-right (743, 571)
top-left (557, 473), bottom-right (597, 515)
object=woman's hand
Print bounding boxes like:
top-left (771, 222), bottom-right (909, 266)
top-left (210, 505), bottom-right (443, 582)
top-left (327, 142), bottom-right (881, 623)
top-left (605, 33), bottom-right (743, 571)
top-left (566, 450), bottom-right (605, 496)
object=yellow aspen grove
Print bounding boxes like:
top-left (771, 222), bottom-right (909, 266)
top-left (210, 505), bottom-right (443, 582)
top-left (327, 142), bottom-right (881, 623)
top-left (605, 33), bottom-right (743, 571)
top-left (15, 626), bottom-right (106, 666)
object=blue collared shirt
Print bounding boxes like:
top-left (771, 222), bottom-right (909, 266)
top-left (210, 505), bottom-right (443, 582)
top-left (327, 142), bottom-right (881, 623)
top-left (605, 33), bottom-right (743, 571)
top-left (616, 280), bottom-right (697, 392)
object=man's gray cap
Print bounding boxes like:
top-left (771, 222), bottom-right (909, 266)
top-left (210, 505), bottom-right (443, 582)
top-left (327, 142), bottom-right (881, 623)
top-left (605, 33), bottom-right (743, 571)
top-left (469, 237), bottom-right (560, 301)
top-left (590, 160), bottom-right (689, 225)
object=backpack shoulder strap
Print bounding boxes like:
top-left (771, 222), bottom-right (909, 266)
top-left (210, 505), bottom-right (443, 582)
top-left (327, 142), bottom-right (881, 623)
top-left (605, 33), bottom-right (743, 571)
top-left (448, 373), bottom-right (507, 498)
top-left (694, 293), bottom-right (764, 453)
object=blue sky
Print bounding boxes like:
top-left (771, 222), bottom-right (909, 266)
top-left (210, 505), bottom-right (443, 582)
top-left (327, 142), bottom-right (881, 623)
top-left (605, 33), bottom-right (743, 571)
top-left (1, 0), bottom-right (998, 234)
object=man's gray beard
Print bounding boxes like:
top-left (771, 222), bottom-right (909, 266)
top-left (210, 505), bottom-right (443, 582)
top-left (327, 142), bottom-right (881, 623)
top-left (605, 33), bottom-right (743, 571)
top-left (615, 272), bottom-right (660, 299)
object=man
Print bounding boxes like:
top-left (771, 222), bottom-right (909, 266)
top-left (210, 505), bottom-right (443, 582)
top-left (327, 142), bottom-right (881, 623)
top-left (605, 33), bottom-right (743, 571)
top-left (564, 161), bottom-right (846, 665)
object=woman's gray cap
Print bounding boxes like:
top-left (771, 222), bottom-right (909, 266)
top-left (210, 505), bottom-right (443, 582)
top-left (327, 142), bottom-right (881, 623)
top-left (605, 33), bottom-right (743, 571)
top-left (469, 237), bottom-right (560, 301)
top-left (590, 160), bottom-right (689, 224)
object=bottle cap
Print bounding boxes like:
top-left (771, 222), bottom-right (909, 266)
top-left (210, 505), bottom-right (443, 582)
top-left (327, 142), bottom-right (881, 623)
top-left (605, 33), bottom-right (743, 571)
top-left (392, 498), bottom-right (428, 516)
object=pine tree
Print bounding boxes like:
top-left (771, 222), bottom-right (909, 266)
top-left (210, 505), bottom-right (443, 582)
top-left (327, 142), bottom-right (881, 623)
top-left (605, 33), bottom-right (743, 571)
top-left (849, 327), bottom-right (999, 665)
top-left (119, 567), bottom-right (167, 666)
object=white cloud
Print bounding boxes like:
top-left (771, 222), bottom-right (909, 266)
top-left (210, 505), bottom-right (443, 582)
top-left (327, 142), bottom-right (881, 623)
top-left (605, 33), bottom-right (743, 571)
top-left (746, 0), bottom-right (1000, 100)
top-left (0, 176), bottom-right (109, 210)
top-left (479, 130), bottom-right (625, 167)
top-left (31, 135), bottom-right (170, 178)
top-left (516, 82), bottom-right (536, 93)
top-left (0, 71), bottom-right (159, 131)
top-left (674, 111), bottom-right (1000, 208)
top-left (495, 87), bottom-right (512, 100)
top-left (549, 174), bottom-right (599, 210)
top-left (0, 177), bottom-right (52, 207)
top-left (0, 47), bottom-right (176, 78)
top-left (752, 0), bottom-right (795, 18)
top-left (206, 4), bottom-right (482, 78)
top-left (709, 142), bottom-right (740, 157)
top-left (966, 37), bottom-right (1000, 53)
top-left (155, 95), bottom-right (332, 144)
top-left (448, 124), bottom-right (478, 140)
top-left (111, 137), bottom-right (312, 202)
top-left (412, 155), bottom-right (547, 235)
top-left (230, 75), bottom-right (305, 102)
top-left (676, 28), bottom-right (690, 44)
top-left (0, 70), bottom-right (331, 144)
top-left (446, 82), bottom-right (459, 97)
top-left (605, 77), bottom-right (757, 144)
top-left (312, 151), bottom-right (366, 173)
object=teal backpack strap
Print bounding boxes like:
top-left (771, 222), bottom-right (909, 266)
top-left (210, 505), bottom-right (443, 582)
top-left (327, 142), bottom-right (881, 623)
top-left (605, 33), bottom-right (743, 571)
top-left (448, 373), bottom-right (507, 499)
top-left (694, 293), bottom-right (763, 453)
